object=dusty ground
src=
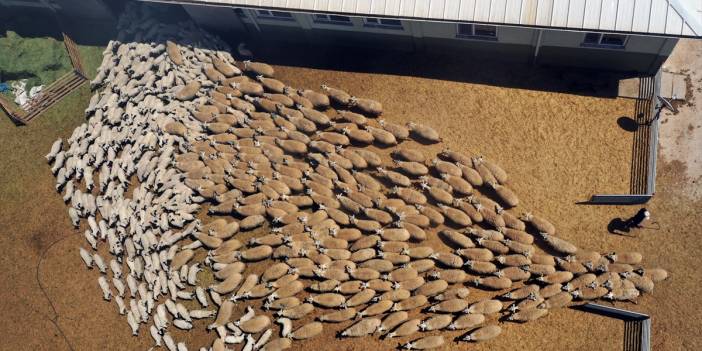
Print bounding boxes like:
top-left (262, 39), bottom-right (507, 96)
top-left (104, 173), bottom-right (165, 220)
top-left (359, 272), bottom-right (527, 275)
top-left (1, 33), bottom-right (701, 351)
top-left (660, 39), bottom-right (702, 200)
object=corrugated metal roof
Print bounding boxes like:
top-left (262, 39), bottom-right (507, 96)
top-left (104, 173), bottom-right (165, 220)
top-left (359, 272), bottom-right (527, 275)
top-left (144, 0), bottom-right (702, 37)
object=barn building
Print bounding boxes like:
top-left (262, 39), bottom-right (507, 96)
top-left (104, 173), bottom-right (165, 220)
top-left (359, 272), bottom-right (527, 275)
top-left (2, 0), bottom-right (700, 74)
top-left (137, 0), bottom-right (702, 75)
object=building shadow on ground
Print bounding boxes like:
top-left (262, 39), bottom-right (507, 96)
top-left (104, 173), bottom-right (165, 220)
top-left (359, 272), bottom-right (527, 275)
top-left (2, 2), bottom-right (636, 98)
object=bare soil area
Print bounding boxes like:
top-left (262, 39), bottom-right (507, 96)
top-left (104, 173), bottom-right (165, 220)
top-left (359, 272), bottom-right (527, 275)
top-left (2, 44), bottom-right (701, 351)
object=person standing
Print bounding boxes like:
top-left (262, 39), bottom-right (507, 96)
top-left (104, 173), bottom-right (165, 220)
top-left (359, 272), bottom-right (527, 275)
top-left (625, 208), bottom-right (650, 229)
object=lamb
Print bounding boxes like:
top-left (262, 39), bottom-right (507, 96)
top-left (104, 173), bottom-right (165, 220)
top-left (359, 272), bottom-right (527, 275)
top-left (428, 298), bottom-right (470, 313)
top-left (378, 119), bottom-right (409, 140)
top-left (321, 85), bottom-right (352, 105)
top-left (45, 139), bottom-right (63, 162)
top-left (342, 127), bottom-right (374, 144)
top-left (464, 260), bottom-right (498, 275)
top-left (430, 269), bottom-right (469, 284)
top-left (390, 187), bottom-right (427, 205)
top-left (385, 267), bottom-right (418, 282)
top-left (96, 276), bottom-right (113, 302)
top-left (260, 338), bottom-right (292, 351)
top-left (520, 212), bottom-right (556, 235)
top-left (508, 308), bottom-right (548, 322)
top-left (386, 319), bottom-right (421, 338)
top-left (377, 168), bottom-right (411, 187)
top-left (266, 297), bottom-right (301, 311)
top-left (429, 252), bottom-right (463, 269)
top-left (79, 247), bottom-right (93, 268)
top-left (297, 105), bottom-right (330, 125)
top-left (538, 291), bottom-right (573, 309)
top-left (419, 315), bottom-right (452, 331)
top-left (425, 185), bottom-right (454, 205)
top-left (276, 317), bottom-right (293, 337)
top-left (539, 233), bottom-right (578, 255)
top-left (212, 56), bottom-right (240, 77)
top-left (437, 204), bottom-right (472, 226)
top-left (456, 247), bottom-right (494, 262)
top-left (394, 160), bottom-right (429, 177)
top-left (318, 308), bottom-right (356, 323)
top-left (349, 96), bottom-right (382, 116)
top-left (537, 271), bottom-right (574, 285)
top-left (404, 335), bottom-right (445, 350)
top-left (412, 205), bottom-right (443, 225)
top-left (93, 253), bottom-right (107, 273)
top-left (439, 230), bottom-right (475, 249)
top-left (289, 321), bottom-right (323, 340)
top-left (487, 182), bottom-right (519, 207)
top-left (175, 81), bottom-right (201, 101)
top-left (472, 276), bottom-right (512, 290)
top-left (306, 293), bottom-right (345, 308)
top-left (448, 313), bottom-right (485, 331)
top-left (344, 289), bottom-right (376, 308)
top-left (462, 325), bottom-right (502, 342)
top-left (391, 295), bottom-right (427, 311)
top-left (393, 148), bottom-right (425, 163)
top-left (605, 251), bottom-right (643, 265)
top-left (407, 122), bottom-right (441, 143)
top-left (166, 41), bottom-right (183, 65)
top-left (341, 317), bottom-right (381, 337)
top-left (434, 287), bottom-right (471, 301)
top-left (238, 315), bottom-right (271, 334)
top-left (243, 60), bottom-right (275, 77)
top-left (298, 89), bottom-right (330, 109)
top-left (364, 126), bottom-right (397, 145)
top-left (636, 267), bottom-right (668, 282)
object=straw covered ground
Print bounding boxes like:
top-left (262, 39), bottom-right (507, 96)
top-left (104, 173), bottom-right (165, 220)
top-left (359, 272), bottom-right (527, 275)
top-left (1, 33), bottom-right (701, 351)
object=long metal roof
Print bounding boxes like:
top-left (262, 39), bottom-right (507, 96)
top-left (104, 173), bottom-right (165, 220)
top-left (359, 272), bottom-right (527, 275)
top-left (146, 0), bottom-right (702, 38)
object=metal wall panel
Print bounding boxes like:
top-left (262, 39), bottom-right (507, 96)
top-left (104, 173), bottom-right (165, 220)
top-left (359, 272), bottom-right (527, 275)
top-left (551, 0), bottom-right (569, 27)
top-left (146, 0), bottom-right (700, 37)
top-left (567, 0), bottom-right (586, 28)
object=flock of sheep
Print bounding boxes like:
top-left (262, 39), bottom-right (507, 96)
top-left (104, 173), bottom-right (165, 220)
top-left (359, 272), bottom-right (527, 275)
top-left (45, 3), bottom-right (669, 351)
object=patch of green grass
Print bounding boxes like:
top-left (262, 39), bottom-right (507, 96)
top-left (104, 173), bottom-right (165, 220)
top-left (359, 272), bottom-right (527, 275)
top-left (0, 38), bottom-right (106, 211)
top-left (0, 31), bottom-right (73, 92)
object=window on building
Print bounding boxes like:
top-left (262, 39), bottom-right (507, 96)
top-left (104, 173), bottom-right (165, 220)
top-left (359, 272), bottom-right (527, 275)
top-left (312, 14), bottom-right (352, 25)
top-left (255, 9), bottom-right (294, 20)
top-left (233, 8), bottom-right (248, 18)
top-left (582, 32), bottom-right (627, 48)
top-left (364, 17), bottom-right (403, 29)
top-left (457, 24), bottom-right (498, 39)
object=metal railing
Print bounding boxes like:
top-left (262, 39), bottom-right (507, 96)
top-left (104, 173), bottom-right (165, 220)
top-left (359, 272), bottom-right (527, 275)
top-left (0, 33), bottom-right (87, 125)
top-left (589, 70), bottom-right (662, 204)
top-left (574, 303), bottom-right (651, 351)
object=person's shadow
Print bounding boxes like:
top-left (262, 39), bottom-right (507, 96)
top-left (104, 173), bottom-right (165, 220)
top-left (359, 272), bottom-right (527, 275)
top-left (616, 116), bottom-right (639, 132)
top-left (608, 218), bottom-right (632, 236)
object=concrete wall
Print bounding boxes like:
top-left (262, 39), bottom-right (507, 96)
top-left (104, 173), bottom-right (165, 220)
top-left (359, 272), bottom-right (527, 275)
top-left (184, 6), bottom-right (677, 74)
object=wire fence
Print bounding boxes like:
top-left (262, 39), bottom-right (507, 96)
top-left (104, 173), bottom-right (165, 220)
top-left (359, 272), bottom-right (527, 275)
top-left (0, 33), bottom-right (87, 125)
top-left (590, 70), bottom-right (662, 204)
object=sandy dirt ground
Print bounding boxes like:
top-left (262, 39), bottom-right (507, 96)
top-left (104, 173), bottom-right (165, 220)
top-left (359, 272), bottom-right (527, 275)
top-left (660, 39), bottom-right (702, 200)
top-left (1, 38), bottom-right (701, 351)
